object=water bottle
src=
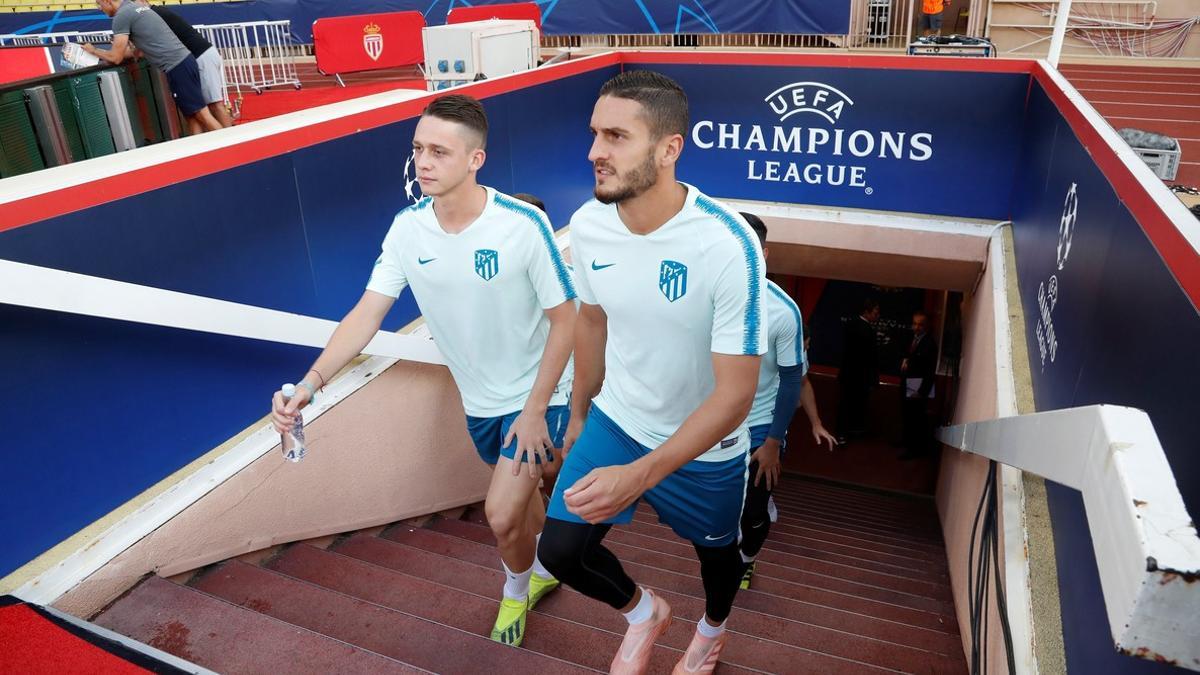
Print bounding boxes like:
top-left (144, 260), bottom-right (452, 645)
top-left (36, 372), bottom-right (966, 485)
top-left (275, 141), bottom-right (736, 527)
top-left (279, 383), bottom-right (307, 463)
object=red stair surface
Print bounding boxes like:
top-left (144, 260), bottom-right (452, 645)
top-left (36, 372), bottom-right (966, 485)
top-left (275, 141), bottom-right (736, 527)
top-left (92, 476), bottom-right (968, 674)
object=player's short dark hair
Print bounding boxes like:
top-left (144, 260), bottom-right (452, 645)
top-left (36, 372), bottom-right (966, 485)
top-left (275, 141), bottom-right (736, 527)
top-left (598, 70), bottom-right (689, 140)
top-left (912, 310), bottom-right (928, 320)
top-left (863, 297), bottom-right (881, 313)
top-left (422, 94), bottom-right (488, 148)
top-left (513, 193), bottom-right (546, 213)
top-left (740, 212), bottom-right (767, 248)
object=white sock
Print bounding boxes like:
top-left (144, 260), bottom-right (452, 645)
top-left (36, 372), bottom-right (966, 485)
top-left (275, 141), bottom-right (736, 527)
top-left (697, 614), bottom-right (726, 638)
top-left (739, 550), bottom-right (755, 565)
top-left (502, 560), bottom-right (532, 601)
top-left (532, 533), bottom-right (553, 578)
top-left (622, 588), bottom-right (655, 625)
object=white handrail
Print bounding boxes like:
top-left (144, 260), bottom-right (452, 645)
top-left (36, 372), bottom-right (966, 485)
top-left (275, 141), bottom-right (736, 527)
top-left (940, 405), bottom-right (1200, 669)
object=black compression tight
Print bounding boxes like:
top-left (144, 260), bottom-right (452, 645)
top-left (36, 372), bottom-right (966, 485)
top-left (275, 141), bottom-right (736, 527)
top-left (538, 517), bottom-right (745, 622)
top-left (739, 458), bottom-right (773, 558)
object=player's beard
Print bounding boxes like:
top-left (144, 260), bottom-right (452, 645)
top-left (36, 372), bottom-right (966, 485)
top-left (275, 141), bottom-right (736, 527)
top-left (594, 149), bottom-right (657, 205)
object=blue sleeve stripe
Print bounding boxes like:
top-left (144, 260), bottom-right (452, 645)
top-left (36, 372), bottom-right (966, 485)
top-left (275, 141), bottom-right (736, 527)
top-left (695, 195), bottom-right (762, 355)
top-left (767, 281), bottom-right (804, 365)
top-left (493, 193), bottom-right (577, 301)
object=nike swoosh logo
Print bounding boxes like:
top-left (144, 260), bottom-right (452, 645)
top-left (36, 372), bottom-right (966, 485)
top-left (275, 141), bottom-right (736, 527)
top-left (704, 530), bottom-right (734, 541)
top-left (418, 257), bottom-right (437, 265)
top-left (591, 260), bottom-right (615, 271)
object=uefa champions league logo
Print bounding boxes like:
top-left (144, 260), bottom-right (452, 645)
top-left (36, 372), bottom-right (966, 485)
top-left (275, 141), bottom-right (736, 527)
top-left (1057, 183), bottom-right (1077, 271)
top-left (403, 150), bottom-right (422, 203)
top-left (1036, 182), bottom-right (1079, 370)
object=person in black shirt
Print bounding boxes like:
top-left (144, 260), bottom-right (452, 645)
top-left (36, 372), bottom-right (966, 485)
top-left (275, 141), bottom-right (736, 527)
top-left (899, 310), bottom-right (938, 459)
top-left (835, 296), bottom-right (881, 445)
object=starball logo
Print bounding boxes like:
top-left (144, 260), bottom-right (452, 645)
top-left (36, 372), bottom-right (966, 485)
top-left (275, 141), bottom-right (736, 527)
top-left (690, 81), bottom-right (935, 195)
top-left (1034, 183), bottom-right (1078, 370)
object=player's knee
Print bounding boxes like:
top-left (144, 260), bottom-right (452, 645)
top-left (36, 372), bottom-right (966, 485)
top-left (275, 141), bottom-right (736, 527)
top-left (484, 500), bottom-right (523, 543)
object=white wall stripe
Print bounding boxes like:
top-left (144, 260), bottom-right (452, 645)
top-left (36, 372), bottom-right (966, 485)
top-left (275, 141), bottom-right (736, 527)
top-left (0, 259), bottom-right (446, 365)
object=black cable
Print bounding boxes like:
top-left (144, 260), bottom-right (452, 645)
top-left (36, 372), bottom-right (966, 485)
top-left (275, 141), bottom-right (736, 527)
top-left (966, 461), bottom-right (1017, 675)
top-left (967, 461), bottom-right (993, 673)
top-left (989, 461), bottom-right (1017, 674)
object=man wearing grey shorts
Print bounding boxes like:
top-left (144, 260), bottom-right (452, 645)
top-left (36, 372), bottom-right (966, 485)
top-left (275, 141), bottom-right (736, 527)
top-left (86, 0), bottom-right (222, 134)
top-left (145, 1), bottom-right (233, 128)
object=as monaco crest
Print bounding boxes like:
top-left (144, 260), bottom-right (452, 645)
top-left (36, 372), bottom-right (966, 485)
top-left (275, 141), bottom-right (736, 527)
top-left (363, 22), bottom-right (383, 62)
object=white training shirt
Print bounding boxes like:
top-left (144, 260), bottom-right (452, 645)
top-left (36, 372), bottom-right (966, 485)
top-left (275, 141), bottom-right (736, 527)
top-left (746, 279), bottom-right (808, 429)
top-left (366, 187), bottom-right (576, 417)
top-left (570, 183), bottom-right (767, 462)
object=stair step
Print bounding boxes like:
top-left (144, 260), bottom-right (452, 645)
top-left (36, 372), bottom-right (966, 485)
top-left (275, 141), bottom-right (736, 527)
top-left (619, 513), bottom-right (950, 582)
top-left (432, 517), bottom-right (962, 648)
top-left (766, 495), bottom-right (943, 540)
top-left (373, 526), bottom-right (965, 673)
top-left (446, 514), bottom-right (958, 633)
top-left (773, 480), bottom-right (939, 516)
top-left (460, 504), bottom-right (955, 610)
top-left (267, 543), bottom-right (664, 672)
top-left (768, 505), bottom-right (945, 549)
top-left (629, 504), bottom-right (948, 566)
top-left (191, 559), bottom-right (592, 674)
top-left (545, 512), bottom-right (955, 604)
top-left (727, 512), bottom-right (949, 562)
top-left (92, 576), bottom-right (422, 674)
top-left (337, 533), bottom-right (906, 674)
top-left (328, 530), bottom-right (835, 672)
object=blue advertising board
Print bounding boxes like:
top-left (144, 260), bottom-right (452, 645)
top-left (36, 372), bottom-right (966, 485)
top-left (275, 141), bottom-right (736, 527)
top-left (643, 63), bottom-right (1028, 220)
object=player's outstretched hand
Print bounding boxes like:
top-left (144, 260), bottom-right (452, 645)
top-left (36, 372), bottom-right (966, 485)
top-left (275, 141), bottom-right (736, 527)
top-left (812, 423), bottom-right (838, 450)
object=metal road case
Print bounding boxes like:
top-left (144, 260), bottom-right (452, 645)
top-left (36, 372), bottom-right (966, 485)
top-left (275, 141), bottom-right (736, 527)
top-left (25, 84), bottom-right (73, 166)
top-left (98, 69), bottom-right (137, 152)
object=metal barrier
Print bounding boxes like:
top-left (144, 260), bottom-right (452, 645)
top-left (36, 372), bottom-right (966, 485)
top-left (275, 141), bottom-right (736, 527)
top-left (0, 30), bottom-right (112, 46)
top-left (195, 20), bottom-right (301, 96)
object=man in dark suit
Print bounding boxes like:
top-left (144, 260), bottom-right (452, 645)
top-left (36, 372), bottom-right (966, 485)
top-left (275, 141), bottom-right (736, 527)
top-left (835, 297), bottom-right (881, 445)
top-left (900, 310), bottom-right (938, 459)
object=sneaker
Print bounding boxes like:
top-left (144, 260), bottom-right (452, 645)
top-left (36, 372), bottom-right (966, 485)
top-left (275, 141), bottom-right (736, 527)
top-left (528, 571), bottom-right (559, 610)
top-left (739, 561), bottom-right (756, 590)
top-left (611, 590), bottom-right (672, 675)
top-left (490, 596), bottom-right (528, 647)
top-left (672, 629), bottom-right (729, 674)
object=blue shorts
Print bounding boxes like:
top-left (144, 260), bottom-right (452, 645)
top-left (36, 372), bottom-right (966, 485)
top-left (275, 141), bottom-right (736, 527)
top-left (466, 405), bottom-right (569, 465)
top-left (548, 406), bottom-right (749, 546)
top-left (165, 55), bottom-right (207, 116)
top-left (748, 424), bottom-right (787, 453)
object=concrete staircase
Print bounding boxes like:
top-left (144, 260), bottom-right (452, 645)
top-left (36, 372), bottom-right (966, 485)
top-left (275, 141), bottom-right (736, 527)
top-left (92, 477), bottom-right (968, 674)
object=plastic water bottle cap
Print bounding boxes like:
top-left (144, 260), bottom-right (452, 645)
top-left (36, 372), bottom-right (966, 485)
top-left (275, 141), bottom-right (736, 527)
top-left (281, 383), bottom-right (296, 398)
